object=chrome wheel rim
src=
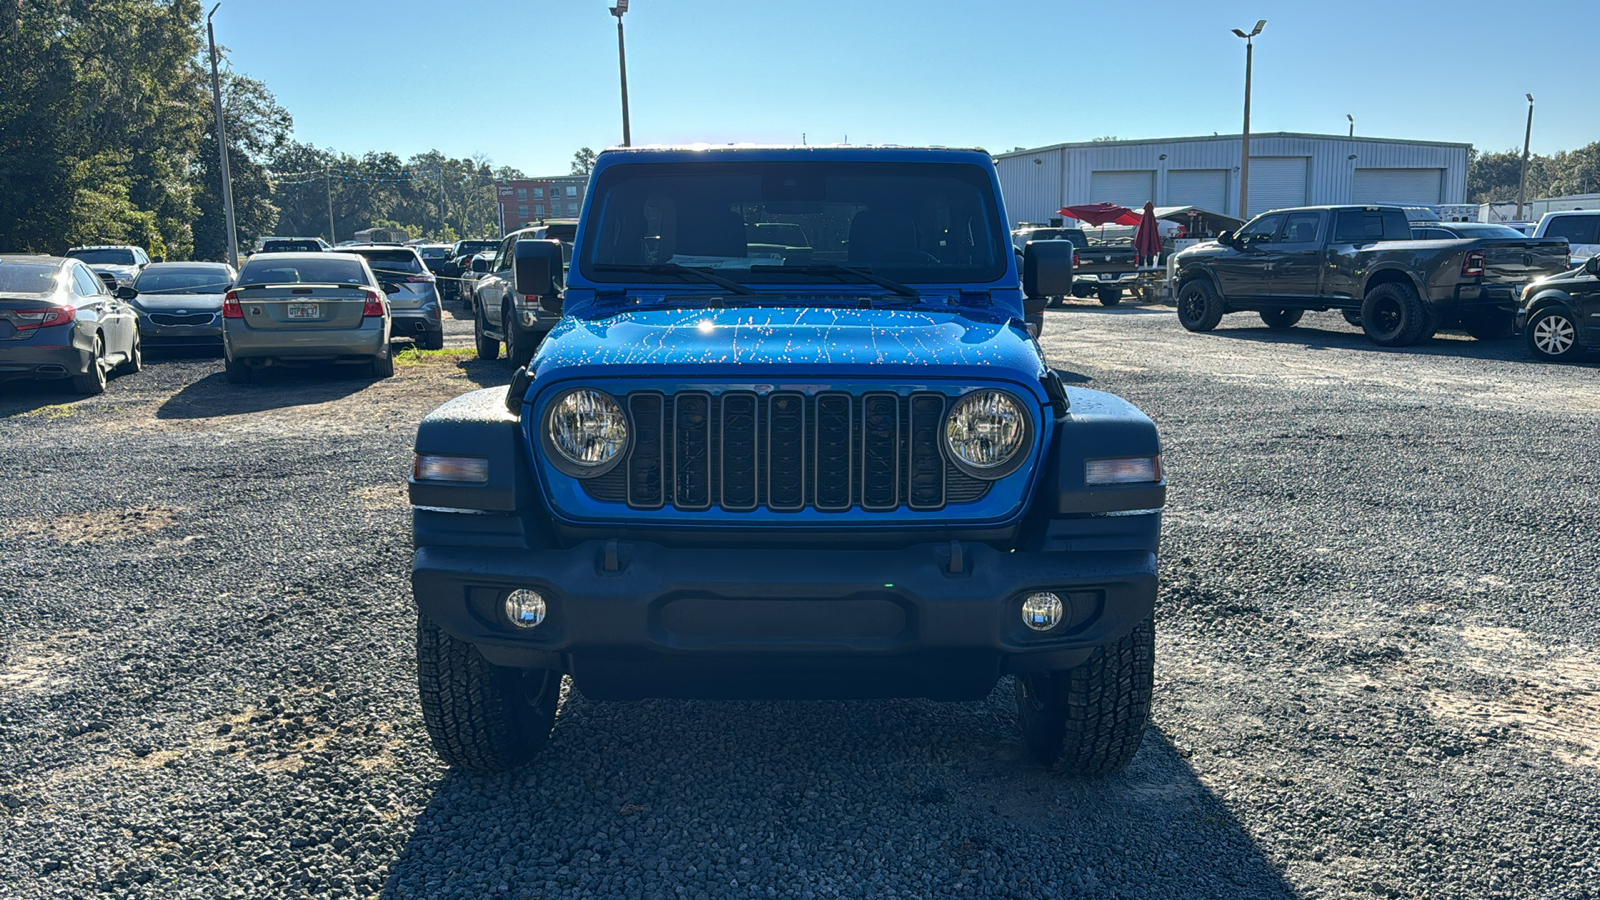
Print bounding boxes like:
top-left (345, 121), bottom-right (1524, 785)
top-left (1533, 314), bottom-right (1575, 356)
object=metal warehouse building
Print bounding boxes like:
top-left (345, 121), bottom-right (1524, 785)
top-left (995, 132), bottom-right (1469, 225)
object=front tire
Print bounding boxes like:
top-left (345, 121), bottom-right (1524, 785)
top-left (416, 615), bottom-right (559, 772)
top-left (1176, 279), bottom-right (1224, 332)
top-left (1361, 282), bottom-right (1430, 347)
top-left (1098, 287), bottom-right (1122, 307)
top-left (1259, 308), bottom-right (1303, 330)
top-left (71, 336), bottom-right (108, 396)
top-left (1525, 307), bottom-right (1582, 361)
top-left (1016, 617), bottom-right (1154, 775)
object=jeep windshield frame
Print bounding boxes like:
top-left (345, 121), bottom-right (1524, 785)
top-left (576, 161), bottom-right (1009, 292)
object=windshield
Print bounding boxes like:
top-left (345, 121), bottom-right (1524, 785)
top-left (134, 266), bottom-right (232, 294)
top-left (347, 249), bottom-right (424, 275)
top-left (455, 241), bottom-right (498, 255)
top-left (0, 264), bottom-right (60, 294)
top-left (238, 256), bottom-right (370, 285)
top-left (68, 248), bottom-right (136, 265)
top-left (580, 161), bottom-right (1007, 286)
top-left (262, 240), bottom-right (323, 252)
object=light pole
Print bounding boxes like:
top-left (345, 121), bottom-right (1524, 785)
top-left (206, 3), bottom-right (238, 268)
top-left (611, 1), bottom-right (631, 147)
top-left (1517, 93), bottom-right (1534, 221)
top-left (325, 166), bottom-right (336, 244)
top-left (1231, 19), bottom-right (1265, 219)
top-left (1347, 113), bottom-right (1353, 137)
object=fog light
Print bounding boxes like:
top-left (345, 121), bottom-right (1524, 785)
top-left (1021, 592), bottom-right (1064, 632)
top-left (504, 589), bottom-right (546, 629)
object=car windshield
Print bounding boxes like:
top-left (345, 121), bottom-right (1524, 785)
top-left (238, 257), bottom-right (370, 285)
top-left (348, 249), bottom-right (424, 274)
top-left (580, 160), bottom-right (1007, 287)
top-left (0, 263), bottom-right (60, 295)
top-left (262, 240), bottom-right (323, 252)
top-left (68, 248), bottom-right (136, 265)
top-left (134, 267), bottom-right (232, 294)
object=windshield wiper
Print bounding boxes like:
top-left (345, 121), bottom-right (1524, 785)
top-left (748, 264), bottom-right (919, 298)
top-left (592, 263), bottom-right (756, 295)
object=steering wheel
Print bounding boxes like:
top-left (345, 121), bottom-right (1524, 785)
top-left (870, 250), bottom-right (941, 266)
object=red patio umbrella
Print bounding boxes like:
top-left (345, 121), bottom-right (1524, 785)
top-left (1058, 202), bottom-right (1144, 227)
top-left (1133, 201), bottom-right (1162, 266)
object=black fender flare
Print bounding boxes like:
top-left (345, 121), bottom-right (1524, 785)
top-left (1359, 265), bottom-right (1428, 302)
top-left (1174, 265), bottom-right (1224, 300)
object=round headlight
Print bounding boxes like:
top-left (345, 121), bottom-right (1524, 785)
top-left (944, 390), bottom-right (1029, 478)
top-left (544, 389), bottom-right (628, 476)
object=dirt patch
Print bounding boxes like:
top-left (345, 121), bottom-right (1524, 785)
top-left (0, 632), bottom-right (87, 695)
top-left (3, 505), bottom-right (181, 545)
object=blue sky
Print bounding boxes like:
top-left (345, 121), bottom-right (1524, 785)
top-left (219, 0), bottom-right (1596, 176)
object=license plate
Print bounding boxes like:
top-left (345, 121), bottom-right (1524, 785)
top-left (287, 303), bottom-right (319, 319)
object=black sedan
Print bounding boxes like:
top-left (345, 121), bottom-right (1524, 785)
top-left (118, 262), bottom-right (237, 351)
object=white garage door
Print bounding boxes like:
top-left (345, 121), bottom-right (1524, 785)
top-left (1353, 168), bottom-right (1443, 205)
top-left (1089, 170), bottom-right (1155, 208)
top-left (1166, 169), bottom-right (1228, 211)
top-left (1246, 157), bottom-right (1308, 217)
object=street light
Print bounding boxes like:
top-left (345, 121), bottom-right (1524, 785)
top-left (611, 0), bottom-right (631, 147)
top-left (1347, 113), bottom-right (1354, 137)
top-left (1517, 93), bottom-right (1534, 221)
top-left (206, 3), bottom-right (239, 268)
top-left (1231, 19), bottom-right (1265, 219)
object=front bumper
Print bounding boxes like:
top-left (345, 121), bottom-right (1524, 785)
top-left (412, 538), bottom-right (1157, 701)
top-left (136, 312), bottom-right (222, 346)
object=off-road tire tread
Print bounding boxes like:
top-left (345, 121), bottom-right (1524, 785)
top-left (1176, 279), bottom-right (1224, 332)
top-left (1098, 287), bottom-right (1122, 307)
top-left (1361, 282), bottom-right (1429, 347)
top-left (1016, 617), bottom-right (1154, 775)
top-left (416, 615), bottom-right (557, 772)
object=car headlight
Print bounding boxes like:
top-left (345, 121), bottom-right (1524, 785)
top-left (943, 390), bottom-right (1030, 479)
top-left (542, 389), bottom-right (628, 476)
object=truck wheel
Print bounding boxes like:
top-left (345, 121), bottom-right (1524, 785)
top-left (505, 304), bottom-right (536, 367)
top-left (416, 614), bottom-right (559, 772)
top-left (474, 304), bottom-right (500, 360)
top-left (1015, 616), bottom-right (1154, 775)
top-left (1176, 280), bottom-right (1224, 332)
top-left (1341, 310), bottom-right (1362, 327)
top-left (1259, 308), bottom-right (1303, 330)
top-left (71, 335), bottom-right (108, 396)
top-left (1361, 282), bottom-right (1429, 347)
top-left (1525, 307), bottom-right (1582, 361)
top-left (1072, 284), bottom-right (1094, 299)
top-left (1098, 287), bottom-right (1122, 307)
top-left (1462, 311), bottom-right (1516, 341)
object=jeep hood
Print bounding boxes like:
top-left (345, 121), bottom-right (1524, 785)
top-left (530, 307), bottom-right (1046, 382)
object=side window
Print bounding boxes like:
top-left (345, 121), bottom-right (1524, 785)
top-left (1334, 212), bottom-right (1391, 243)
top-left (497, 237), bottom-right (517, 271)
top-left (72, 265), bottom-right (102, 297)
top-left (1238, 214), bottom-right (1285, 244)
top-left (1544, 215), bottom-right (1600, 245)
top-left (1280, 212), bottom-right (1322, 244)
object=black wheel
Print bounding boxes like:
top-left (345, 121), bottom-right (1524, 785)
top-left (1047, 296), bottom-right (1066, 308)
top-left (505, 303), bottom-right (535, 367)
top-left (474, 303), bottom-right (500, 361)
top-left (1259, 308), bottom-right (1303, 330)
top-left (1461, 310), bottom-right (1516, 341)
top-left (419, 329), bottom-right (446, 351)
top-left (371, 345), bottom-right (395, 378)
top-left (1097, 287), bottom-right (1122, 307)
top-left (71, 335), bottom-right (108, 395)
top-left (224, 355), bottom-right (253, 384)
top-left (1072, 284), bottom-right (1094, 299)
top-left (416, 614), bottom-right (559, 772)
top-left (1016, 617), bottom-right (1154, 775)
top-left (1525, 307), bottom-right (1582, 361)
top-left (1176, 279), bottom-right (1224, 332)
top-left (1341, 309), bottom-right (1363, 327)
top-left (1360, 282), bottom-right (1430, 347)
top-left (115, 333), bottom-right (143, 376)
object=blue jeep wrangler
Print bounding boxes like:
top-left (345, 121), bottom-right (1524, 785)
top-left (408, 146), bottom-right (1165, 775)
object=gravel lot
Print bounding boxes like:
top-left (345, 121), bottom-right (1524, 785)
top-left (1, 300), bottom-right (1597, 898)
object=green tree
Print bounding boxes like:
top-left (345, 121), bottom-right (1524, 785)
top-left (193, 69), bottom-right (292, 260)
top-left (571, 147), bottom-right (597, 176)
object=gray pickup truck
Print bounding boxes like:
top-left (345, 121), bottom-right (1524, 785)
top-left (1012, 226), bottom-right (1138, 306)
top-left (1172, 205), bottom-right (1571, 345)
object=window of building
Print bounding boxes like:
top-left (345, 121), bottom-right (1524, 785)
top-left (565, 185), bottom-right (578, 198)
top-left (566, 202), bottom-right (578, 216)
top-left (532, 187), bottom-right (544, 200)
top-left (516, 188), bottom-right (527, 201)
top-left (518, 205), bottom-right (529, 218)
top-left (533, 204), bottom-right (544, 217)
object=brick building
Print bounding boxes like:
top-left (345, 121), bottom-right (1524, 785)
top-left (497, 175), bottom-right (588, 233)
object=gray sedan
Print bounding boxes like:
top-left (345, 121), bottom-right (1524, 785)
top-left (118, 262), bottom-right (236, 351)
top-left (222, 253), bottom-right (393, 384)
top-left (0, 254), bottom-right (141, 395)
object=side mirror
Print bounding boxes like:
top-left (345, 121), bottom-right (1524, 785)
top-left (1216, 230), bottom-right (1236, 248)
top-left (115, 285), bottom-right (137, 300)
top-left (1585, 256), bottom-right (1600, 277)
top-left (513, 239), bottom-right (565, 315)
top-left (1023, 239), bottom-right (1075, 299)
top-left (470, 257), bottom-right (490, 274)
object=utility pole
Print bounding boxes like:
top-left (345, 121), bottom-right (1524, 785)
top-left (1517, 94), bottom-right (1534, 221)
top-left (438, 169), bottom-right (447, 238)
top-left (206, 4), bottom-right (238, 268)
top-left (611, 1), bottom-right (631, 146)
top-left (1232, 20), bottom-right (1266, 220)
top-left (325, 167), bottom-right (337, 244)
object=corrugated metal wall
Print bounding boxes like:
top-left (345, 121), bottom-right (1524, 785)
top-left (996, 135), bottom-right (1469, 226)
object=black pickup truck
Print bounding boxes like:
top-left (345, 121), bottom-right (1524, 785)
top-left (1172, 205), bottom-right (1570, 345)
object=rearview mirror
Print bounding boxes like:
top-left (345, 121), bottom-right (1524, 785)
top-left (1586, 256), bottom-right (1599, 277)
top-left (470, 257), bottom-right (489, 273)
top-left (514, 239), bottom-right (565, 315)
top-left (1023, 240), bottom-right (1075, 299)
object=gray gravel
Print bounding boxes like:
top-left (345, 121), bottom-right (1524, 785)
top-left (1, 302), bottom-right (1596, 898)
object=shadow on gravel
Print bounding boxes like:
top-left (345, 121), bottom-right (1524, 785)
top-left (0, 379), bottom-right (96, 417)
top-left (380, 696), bottom-right (1299, 899)
top-left (155, 369), bottom-right (378, 419)
top-left (1202, 323), bottom-right (1598, 365)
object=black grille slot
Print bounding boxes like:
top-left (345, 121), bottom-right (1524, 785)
top-left (597, 388), bottom-right (994, 512)
top-left (151, 313), bottom-right (215, 326)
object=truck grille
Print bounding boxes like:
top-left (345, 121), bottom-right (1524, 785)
top-left (582, 390), bottom-right (991, 512)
